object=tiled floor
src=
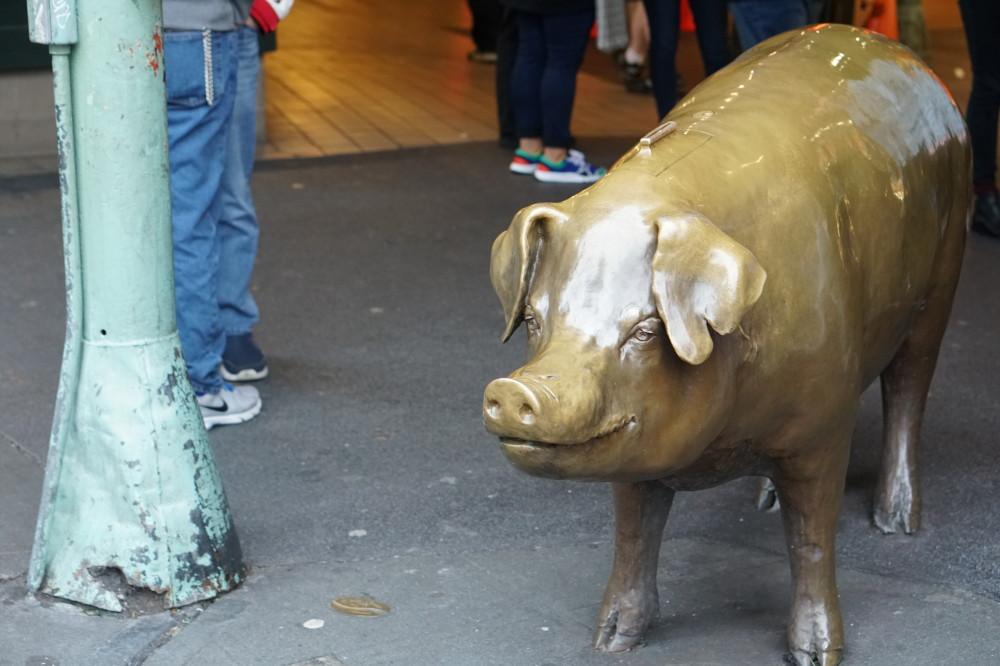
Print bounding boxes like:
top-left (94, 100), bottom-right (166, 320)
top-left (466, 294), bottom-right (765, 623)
top-left (259, 0), bottom-right (972, 160)
top-left (260, 0), bottom-right (669, 159)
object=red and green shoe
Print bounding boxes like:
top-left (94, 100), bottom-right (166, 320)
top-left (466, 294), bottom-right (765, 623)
top-left (509, 148), bottom-right (543, 175)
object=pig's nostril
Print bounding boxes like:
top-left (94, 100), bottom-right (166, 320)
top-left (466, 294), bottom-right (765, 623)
top-left (486, 399), bottom-right (501, 420)
top-left (518, 404), bottom-right (536, 425)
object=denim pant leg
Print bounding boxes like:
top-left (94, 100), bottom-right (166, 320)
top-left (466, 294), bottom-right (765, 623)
top-left (539, 9), bottom-right (594, 148)
top-left (644, 0), bottom-right (681, 119)
top-left (218, 26), bottom-right (262, 338)
top-left (730, 0), bottom-right (807, 50)
top-left (164, 30), bottom-right (237, 394)
top-left (958, 0), bottom-right (1000, 188)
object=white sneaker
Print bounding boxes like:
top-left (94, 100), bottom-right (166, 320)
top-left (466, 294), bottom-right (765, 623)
top-left (196, 383), bottom-right (262, 430)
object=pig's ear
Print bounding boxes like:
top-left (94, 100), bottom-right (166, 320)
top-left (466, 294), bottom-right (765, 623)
top-left (652, 214), bottom-right (766, 365)
top-left (490, 203), bottom-right (565, 342)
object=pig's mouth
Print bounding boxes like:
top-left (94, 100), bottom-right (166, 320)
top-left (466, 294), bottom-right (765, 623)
top-left (500, 415), bottom-right (638, 449)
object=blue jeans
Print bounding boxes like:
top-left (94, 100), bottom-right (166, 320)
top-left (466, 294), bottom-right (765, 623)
top-left (165, 29), bottom-right (237, 393)
top-left (218, 26), bottom-right (262, 338)
top-left (729, 0), bottom-right (808, 50)
top-left (511, 8), bottom-right (594, 148)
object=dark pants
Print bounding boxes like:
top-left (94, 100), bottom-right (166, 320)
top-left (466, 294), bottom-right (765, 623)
top-left (959, 0), bottom-right (1000, 189)
top-left (468, 0), bottom-right (502, 52)
top-left (644, 0), bottom-right (732, 118)
top-left (511, 8), bottom-right (594, 148)
top-left (729, 0), bottom-right (808, 51)
top-left (496, 7), bottom-right (518, 147)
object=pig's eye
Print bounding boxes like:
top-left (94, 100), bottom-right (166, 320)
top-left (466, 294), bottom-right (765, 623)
top-left (624, 319), bottom-right (660, 348)
top-left (632, 328), bottom-right (655, 343)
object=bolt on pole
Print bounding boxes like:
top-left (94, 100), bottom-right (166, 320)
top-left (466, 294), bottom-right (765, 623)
top-left (26, 0), bottom-right (245, 611)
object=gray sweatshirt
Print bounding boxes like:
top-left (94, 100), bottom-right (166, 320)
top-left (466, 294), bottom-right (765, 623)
top-left (162, 0), bottom-right (252, 32)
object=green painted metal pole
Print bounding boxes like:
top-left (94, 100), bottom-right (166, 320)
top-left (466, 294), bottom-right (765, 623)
top-left (26, 0), bottom-right (245, 611)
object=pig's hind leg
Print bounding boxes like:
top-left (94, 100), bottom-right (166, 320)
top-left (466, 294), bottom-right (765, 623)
top-left (874, 217), bottom-right (964, 535)
top-left (593, 481), bottom-right (674, 653)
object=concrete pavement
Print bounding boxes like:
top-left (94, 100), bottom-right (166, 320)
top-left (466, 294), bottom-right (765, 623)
top-left (1, 139), bottom-right (998, 664)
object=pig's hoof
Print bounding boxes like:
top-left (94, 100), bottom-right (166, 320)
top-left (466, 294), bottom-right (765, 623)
top-left (873, 494), bottom-right (920, 535)
top-left (592, 597), bottom-right (656, 653)
top-left (784, 648), bottom-right (842, 666)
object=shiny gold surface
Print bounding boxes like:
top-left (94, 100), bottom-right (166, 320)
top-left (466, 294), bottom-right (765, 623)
top-left (484, 25), bottom-right (969, 665)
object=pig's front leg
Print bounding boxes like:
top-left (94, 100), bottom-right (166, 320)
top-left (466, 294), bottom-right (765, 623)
top-left (774, 445), bottom-right (849, 666)
top-left (593, 480), bottom-right (674, 653)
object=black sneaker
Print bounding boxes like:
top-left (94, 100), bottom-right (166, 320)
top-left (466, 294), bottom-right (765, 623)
top-left (972, 190), bottom-right (1000, 238)
top-left (626, 65), bottom-right (653, 94)
top-left (221, 333), bottom-right (269, 382)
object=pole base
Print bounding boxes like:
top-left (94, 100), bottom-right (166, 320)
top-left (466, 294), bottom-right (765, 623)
top-left (29, 333), bottom-right (244, 611)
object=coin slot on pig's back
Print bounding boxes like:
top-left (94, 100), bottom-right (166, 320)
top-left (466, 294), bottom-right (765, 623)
top-left (613, 122), bottom-right (714, 177)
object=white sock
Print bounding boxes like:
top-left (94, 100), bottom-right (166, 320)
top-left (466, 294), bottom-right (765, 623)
top-left (624, 47), bottom-right (644, 66)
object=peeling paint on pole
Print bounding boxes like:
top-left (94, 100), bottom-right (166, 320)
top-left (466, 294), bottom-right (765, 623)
top-left (27, 0), bottom-right (244, 611)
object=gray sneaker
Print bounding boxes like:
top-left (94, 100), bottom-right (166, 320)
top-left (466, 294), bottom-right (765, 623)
top-left (196, 383), bottom-right (262, 430)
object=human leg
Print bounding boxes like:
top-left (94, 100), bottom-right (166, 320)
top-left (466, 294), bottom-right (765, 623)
top-left (218, 26), bottom-right (262, 342)
top-left (959, 0), bottom-right (1000, 190)
top-left (538, 8), bottom-right (595, 150)
top-left (496, 7), bottom-right (518, 148)
top-left (620, 1), bottom-right (653, 93)
top-left (729, 0), bottom-right (807, 50)
top-left (626, 0), bottom-right (651, 61)
top-left (528, 8), bottom-right (605, 184)
top-left (689, 0), bottom-right (732, 76)
top-left (164, 29), bottom-right (238, 395)
top-left (958, 0), bottom-right (1000, 235)
top-left (468, 0), bottom-right (502, 56)
top-left (511, 11), bottom-right (545, 147)
top-left (643, 0), bottom-right (681, 118)
top-left (509, 11), bottom-right (546, 173)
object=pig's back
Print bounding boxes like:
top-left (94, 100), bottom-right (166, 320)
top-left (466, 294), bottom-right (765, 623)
top-left (610, 23), bottom-right (969, 382)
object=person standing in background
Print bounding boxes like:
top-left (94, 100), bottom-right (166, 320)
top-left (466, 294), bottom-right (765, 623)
top-left (217, 0), bottom-right (294, 387)
top-left (162, 0), bottom-right (292, 429)
top-left (468, 0), bottom-right (502, 62)
top-left (644, 0), bottom-right (732, 118)
top-left (621, 0), bottom-right (653, 94)
top-left (502, 0), bottom-right (606, 183)
top-left (958, 0), bottom-right (1000, 236)
top-left (727, 0), bottom-right (808, 50)
top-left (496, 4), bottom-right (519, 148)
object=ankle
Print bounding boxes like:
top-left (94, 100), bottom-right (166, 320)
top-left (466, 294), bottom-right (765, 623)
top-left (624, 47), bottom-right (644, 66)
top-left (543, 148), bottom-right (567, 164)
top-left (519, 138), bottom-right (542, 155)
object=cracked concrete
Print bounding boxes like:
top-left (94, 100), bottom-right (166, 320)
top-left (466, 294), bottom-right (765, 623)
top-left (2, 430), bottom-right (44, 467)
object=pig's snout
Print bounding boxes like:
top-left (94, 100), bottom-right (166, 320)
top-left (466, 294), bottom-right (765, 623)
top-left (483, 378), bottom-right (542, 431)
top-left (483, 372), bottom-right (606, 445)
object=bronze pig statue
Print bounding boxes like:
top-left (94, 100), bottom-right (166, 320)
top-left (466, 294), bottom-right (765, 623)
top-left (483, 24), bottom-right (969, 665)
